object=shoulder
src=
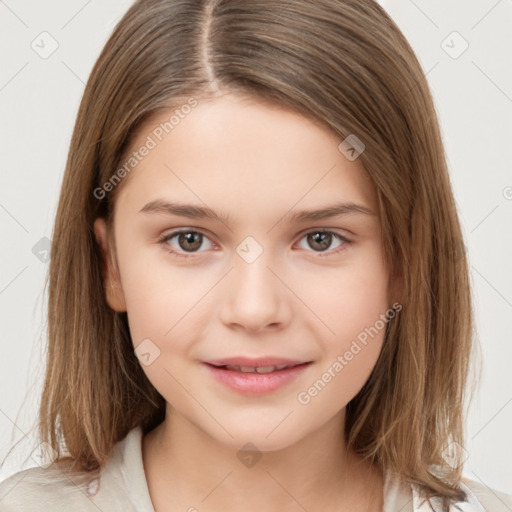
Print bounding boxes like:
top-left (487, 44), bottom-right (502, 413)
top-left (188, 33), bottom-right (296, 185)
top-left (460, 476), bottom-right (512, 512)
top-left (0, 426), bottom-right (152, 512)
top-left (384, 470), bottom-right (512, 512)
top-left (412, 476), bottom-right (512, 512)
top-left (0, 464), bottom-right (101, 511)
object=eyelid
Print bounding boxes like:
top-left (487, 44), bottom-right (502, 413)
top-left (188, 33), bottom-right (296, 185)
top-left (294, 229), bottom-right (351, 257)
top-left (157, 228), bottom-right (217, 258)
top-left (158, 227), bottom-right (352, 258)
top-left (295, 226), bottom-right (353, 241)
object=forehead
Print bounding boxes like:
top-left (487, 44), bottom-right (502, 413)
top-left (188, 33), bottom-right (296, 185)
top-left (113, 93), bottom-right (377, 224)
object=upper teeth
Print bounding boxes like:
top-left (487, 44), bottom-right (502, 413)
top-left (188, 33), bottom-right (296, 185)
top-left (225, 364), bottom-right (290, 373)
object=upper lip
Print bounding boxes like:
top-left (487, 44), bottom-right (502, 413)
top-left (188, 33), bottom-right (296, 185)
top-left (204, 357), bottom-right (311, 368)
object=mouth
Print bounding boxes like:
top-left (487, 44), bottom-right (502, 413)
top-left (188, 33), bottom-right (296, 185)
top-left (202, 359), bottom-right (313, 395)
top-left (205, 362), bottom-right (309, 373)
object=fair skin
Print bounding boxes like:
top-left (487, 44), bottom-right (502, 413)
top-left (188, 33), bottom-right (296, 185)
top-left (94, 93), bottom-right (398, 511)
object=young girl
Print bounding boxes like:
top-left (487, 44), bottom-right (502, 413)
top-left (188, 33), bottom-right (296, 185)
top-left (1, 0), bottom-right (510, 511)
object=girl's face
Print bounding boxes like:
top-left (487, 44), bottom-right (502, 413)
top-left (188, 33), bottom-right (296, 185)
top-left (95, 93), bottom-right (395, 451)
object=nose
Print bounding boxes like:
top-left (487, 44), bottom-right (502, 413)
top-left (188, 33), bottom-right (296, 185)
top-left (219, 249), bottom-right (292, 333)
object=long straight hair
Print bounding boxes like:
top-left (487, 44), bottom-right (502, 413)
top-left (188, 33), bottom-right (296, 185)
top-left (6, 0), bottom-right (476, 507)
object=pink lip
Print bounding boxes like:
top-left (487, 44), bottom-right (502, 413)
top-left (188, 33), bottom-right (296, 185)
top-left (202, 360), bottom-right (313, 395)
top-left (204, 356), bottom-right (308, 367)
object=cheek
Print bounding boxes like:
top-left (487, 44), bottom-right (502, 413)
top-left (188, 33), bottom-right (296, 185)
top-left (297, 289), bottom-right (389, 415)
top-left (118, 254), bottom-right (211, 400)
top-left (295, 245), bottom-right (389, 398)
top-left (116, 245), bottom-right (210, 347)
top-left (300, 244), bottom-right (390, 344)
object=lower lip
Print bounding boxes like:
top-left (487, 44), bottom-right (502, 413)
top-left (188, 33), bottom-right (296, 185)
top-left (203, 362), bottom-right (312, 395)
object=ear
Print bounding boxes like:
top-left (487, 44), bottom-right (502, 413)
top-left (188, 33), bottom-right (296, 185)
top-left (93, 217), bottom-right (127, 312)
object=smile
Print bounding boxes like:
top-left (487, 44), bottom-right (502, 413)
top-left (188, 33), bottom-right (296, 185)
top-left (220, 364), bottom-right (295, 373)
top-left (203, 362), bottom-right (312, 395)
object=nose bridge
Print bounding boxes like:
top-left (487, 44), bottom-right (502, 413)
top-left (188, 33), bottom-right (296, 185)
top-left (220, 235), bottom-right (291, 331)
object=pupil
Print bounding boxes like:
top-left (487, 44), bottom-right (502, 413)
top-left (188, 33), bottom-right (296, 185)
top-left (179, 232), bottom-right (202, 251)
top-left (309, 232), bottom-right (331, 251)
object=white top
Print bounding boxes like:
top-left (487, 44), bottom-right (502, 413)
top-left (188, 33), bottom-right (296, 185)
top-left (1, 425), bottom-right (511, 511)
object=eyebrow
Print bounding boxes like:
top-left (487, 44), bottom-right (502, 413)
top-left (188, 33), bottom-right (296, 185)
top-left (138, 199), bottom-right (376, 227)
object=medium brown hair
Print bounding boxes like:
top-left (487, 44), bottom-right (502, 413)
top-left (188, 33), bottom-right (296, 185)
top-left (5, 0), bottom-right (477, 507)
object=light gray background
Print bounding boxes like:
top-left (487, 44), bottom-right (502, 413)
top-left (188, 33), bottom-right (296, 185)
top-left (1, 0), bottom-right (511, 496)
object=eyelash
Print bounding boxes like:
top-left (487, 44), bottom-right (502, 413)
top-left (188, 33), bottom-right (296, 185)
top-left (157, 228), bottom-right (352, 259)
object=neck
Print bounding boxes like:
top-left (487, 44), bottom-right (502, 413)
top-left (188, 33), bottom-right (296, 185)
top-left (142, 406), bottom-right (383, 512)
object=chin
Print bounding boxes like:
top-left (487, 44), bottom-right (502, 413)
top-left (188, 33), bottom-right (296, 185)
top-left (199, 415), bottom-right (310, 453)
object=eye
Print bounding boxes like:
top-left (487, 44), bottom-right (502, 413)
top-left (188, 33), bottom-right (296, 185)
top-left (295, 230), bottom-right (350, 256)
top-left (158, 229), bottom-right (214, 258)
top-left (158, 228), bottom-right (351, 259)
